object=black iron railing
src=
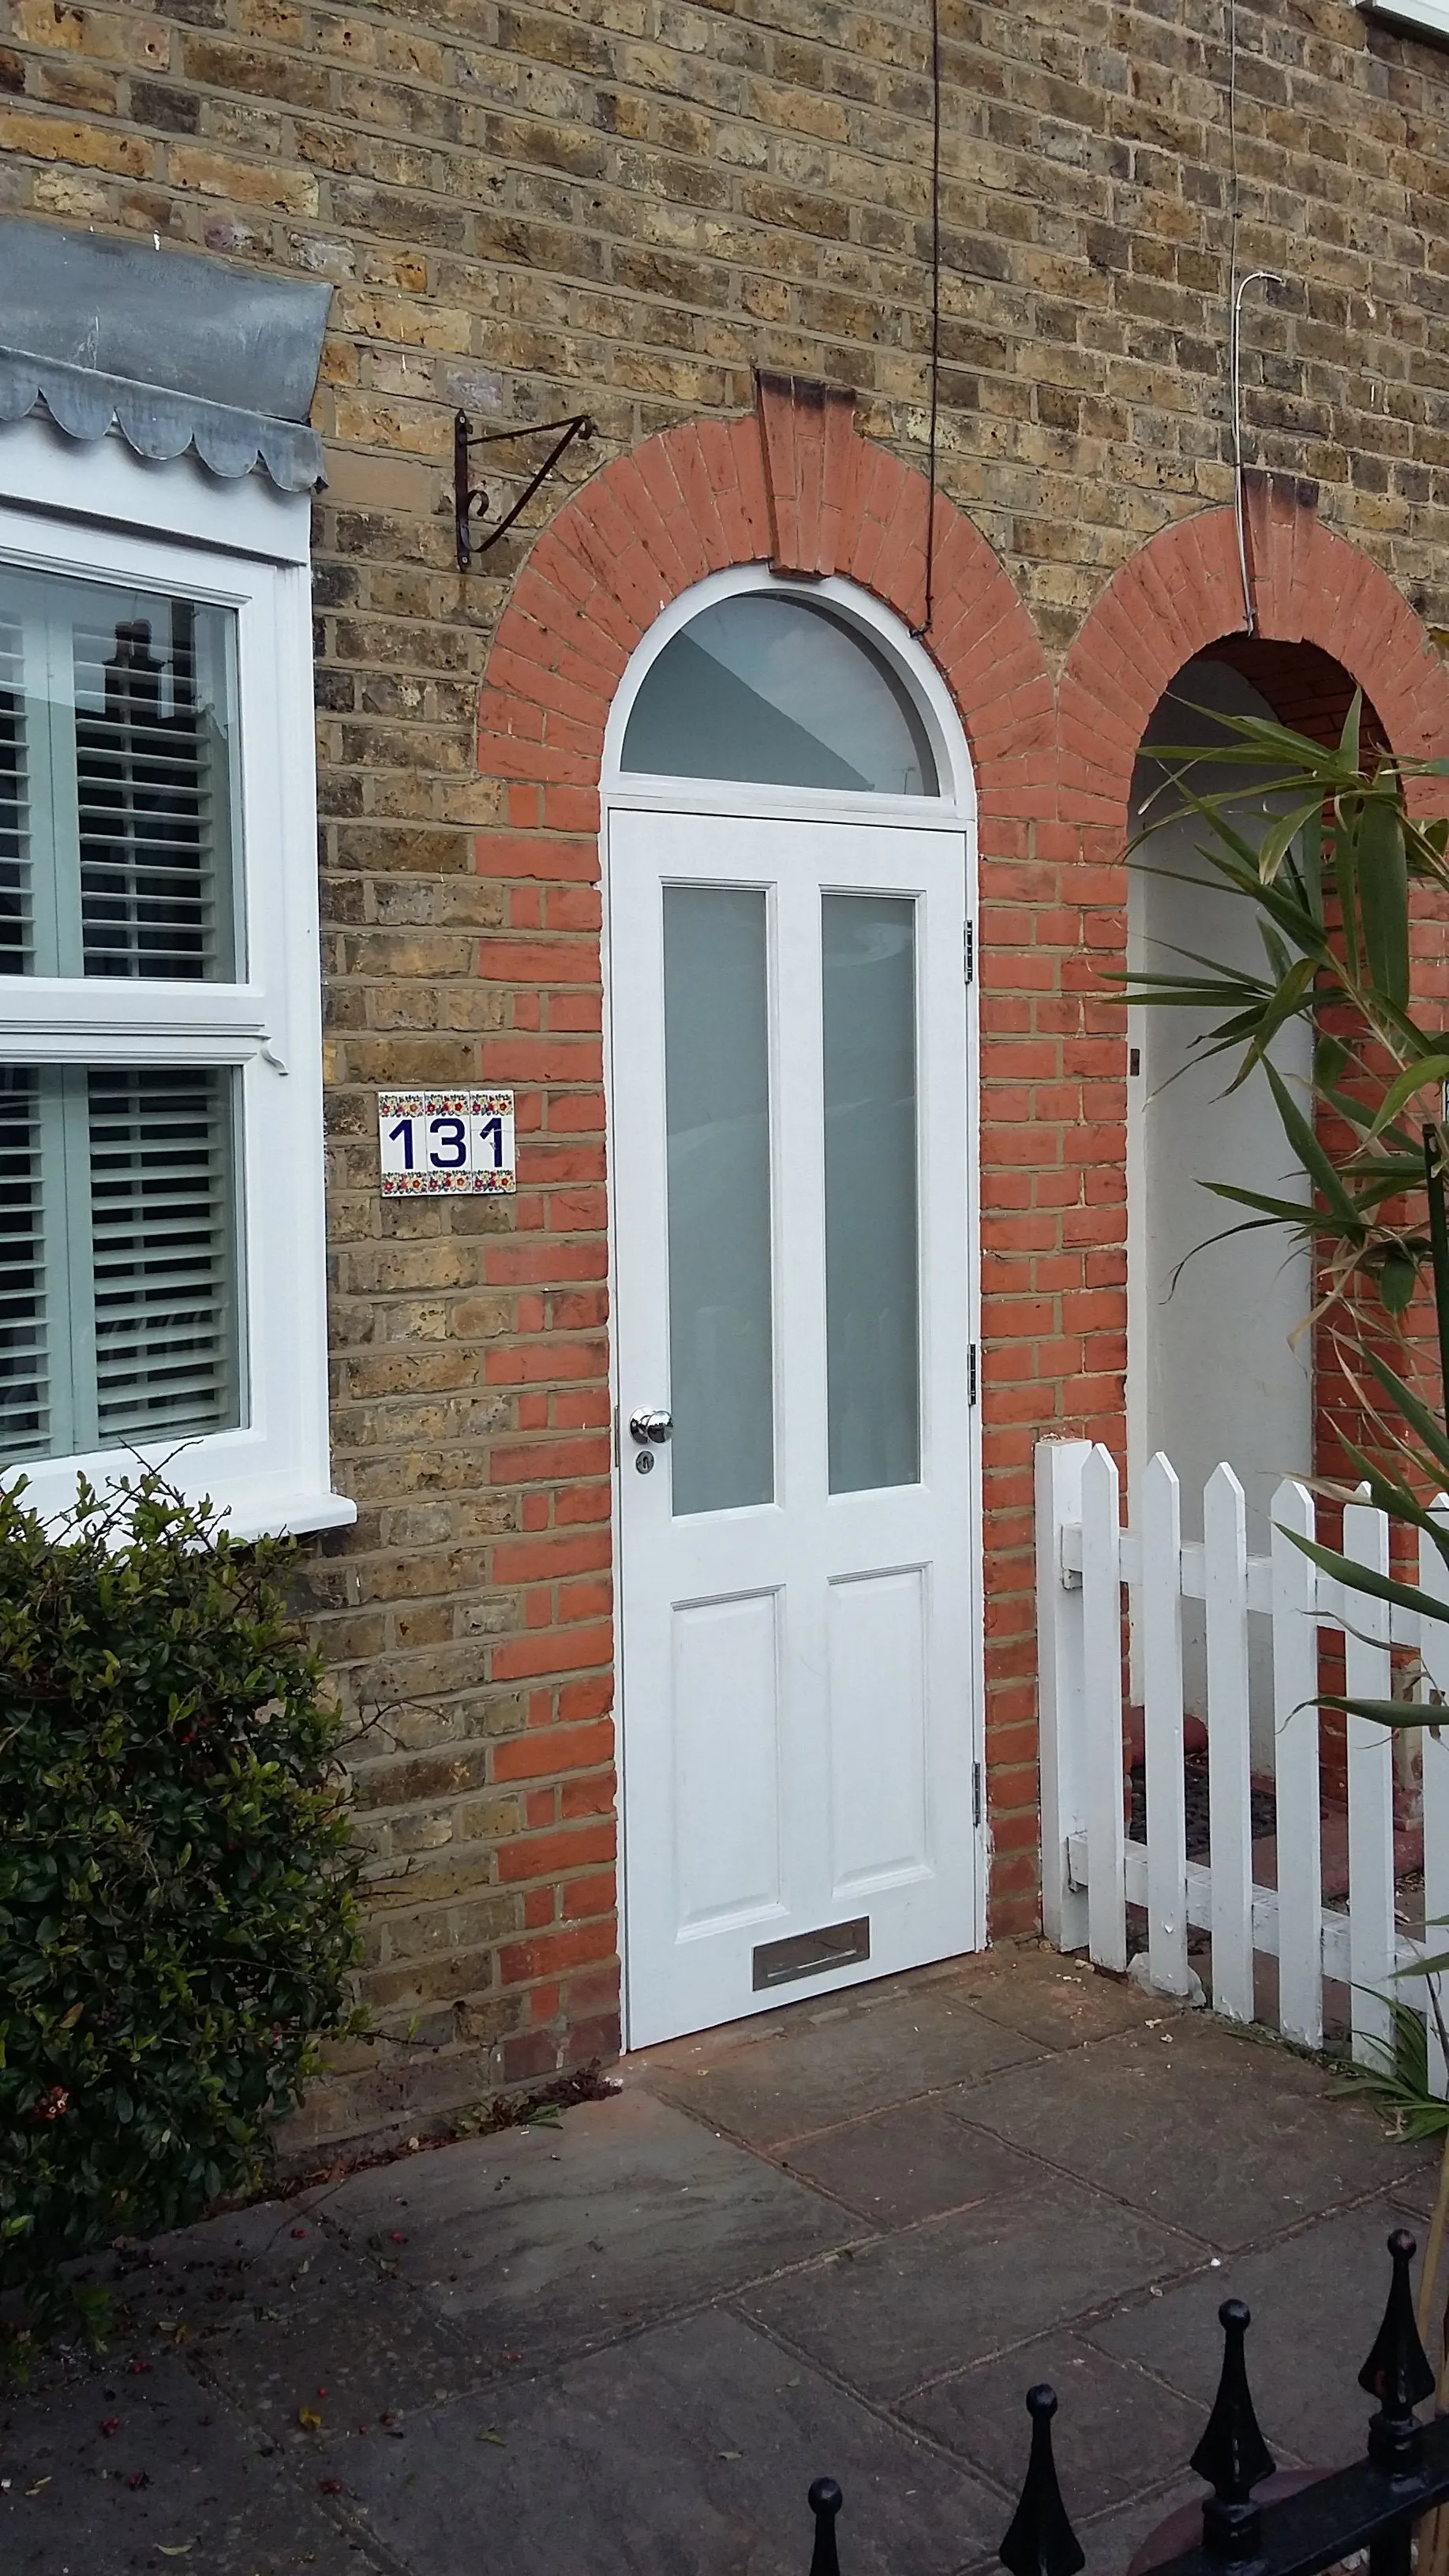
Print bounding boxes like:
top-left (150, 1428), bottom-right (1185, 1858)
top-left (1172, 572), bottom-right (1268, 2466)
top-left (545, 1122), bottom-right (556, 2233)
top-left (803, 2230), bottom-right (1449, 2576)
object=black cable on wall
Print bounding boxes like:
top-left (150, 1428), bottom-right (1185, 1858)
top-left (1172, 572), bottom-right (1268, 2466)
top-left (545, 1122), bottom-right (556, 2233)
top-left (914, 0), bottom-right (943, 638)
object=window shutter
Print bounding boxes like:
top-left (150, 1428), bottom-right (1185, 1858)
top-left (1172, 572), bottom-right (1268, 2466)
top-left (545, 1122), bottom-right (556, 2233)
top-left (0, 607), bottom-right (28, 976)
top-left (0, 1069), bottom-right (48, 1458)
top-left (0, 565), bottom-right (246, 1481)
top-left (88, 1067), bottom-right (237, 1443)
top-left (73, 605), bottom-right (222, 981)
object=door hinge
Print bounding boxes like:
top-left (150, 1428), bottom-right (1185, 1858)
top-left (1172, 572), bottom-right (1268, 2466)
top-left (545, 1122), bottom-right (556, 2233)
top-left (968, 1342), bottom-right (978, 1406)
top-left (973, 1761), bottom-right (983, 1829)
top-left (964, 919), bottom-right (975, 987)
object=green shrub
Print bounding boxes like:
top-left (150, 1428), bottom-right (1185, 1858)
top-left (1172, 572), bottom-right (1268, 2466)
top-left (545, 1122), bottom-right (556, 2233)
top-left (0, 1472), bottom-right (360, 2336)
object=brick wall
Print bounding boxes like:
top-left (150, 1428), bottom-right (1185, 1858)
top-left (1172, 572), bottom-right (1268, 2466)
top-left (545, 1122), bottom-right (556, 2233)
top-left (6, 0), bottom-right (1449, 2148)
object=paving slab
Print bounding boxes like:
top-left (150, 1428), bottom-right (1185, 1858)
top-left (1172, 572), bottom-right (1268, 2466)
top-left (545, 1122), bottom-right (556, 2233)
top-left (649, 1983), bottom-right (1043, 2150)
top-left (635, 1959), bottom-right (972, 2080)
top-left (197, 2276), bottom-right (485, 2443)
top-left (0, 1954), bottom-right (1431, 2576)
top-left (899, 2329), bottom-right (1206, 2518)
top-left (1069, 2473), bottom-right (1208, 2576)
top-left (319, 2089), bottom-right (858, 2361)
top-left (957, 2023), bottom-right (1424, 2248)
top-left (738, 2183), bottom-right (1196, 2401)
top-left (73, 2200), bottom-right (375, 2343)
top-left (336, 2305), bottom-right (1005, 2576)
top-left (1384, 2144), bottom-right (1443, 2219)
top-left (0, 2352), bottom-right (378, 2576)
top-left (1084, 2196), bottom-right (1428, 2467)
top-left (948, 1950), bottom-right (1171, 2053)
top-left (778, 2101), bottom-right (1042, 2228)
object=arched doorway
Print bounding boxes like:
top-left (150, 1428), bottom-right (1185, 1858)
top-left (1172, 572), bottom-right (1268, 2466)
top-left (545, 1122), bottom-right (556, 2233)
top-left (604, 568), bottom-right (985, 2047)
top-left (1125, 652), bottom-right (1316, 1759)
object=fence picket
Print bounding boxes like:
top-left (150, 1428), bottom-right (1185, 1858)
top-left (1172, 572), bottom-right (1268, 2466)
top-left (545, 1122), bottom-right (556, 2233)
top-left (1271, 1480), bottom-right (1322, 2050)
top-left (1037, 1441), bottom-right (1448, 2096)
top-left (1035, 1440), bottom-right (1093, 1954)
top-left (1204, 1462), bottom-right (1254, 2024)
top-left (1141, 1452), bottom-right (1190, 1998)
top-left (1081, 1443), bottom-right (1127, 1973)
top-left (1343, 1497), bottom-right (1395, 2072)
top-left (1418, 1511), bottom-right (1449, 2094)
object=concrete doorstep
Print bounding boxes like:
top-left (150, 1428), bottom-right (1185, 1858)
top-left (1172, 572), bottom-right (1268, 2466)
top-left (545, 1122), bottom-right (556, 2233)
top-left (0, 1945), bottom-right (1436, 2576)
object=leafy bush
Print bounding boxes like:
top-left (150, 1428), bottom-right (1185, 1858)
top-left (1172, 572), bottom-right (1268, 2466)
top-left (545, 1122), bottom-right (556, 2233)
top-left (0, 1473), bottom-right (360, 2335)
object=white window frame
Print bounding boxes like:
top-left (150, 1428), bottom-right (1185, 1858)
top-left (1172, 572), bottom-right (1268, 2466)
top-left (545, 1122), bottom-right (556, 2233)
top-left (0, 417), bottom-right (353, 1539)
top-left (1357, 0), bottom-right (1449, 38)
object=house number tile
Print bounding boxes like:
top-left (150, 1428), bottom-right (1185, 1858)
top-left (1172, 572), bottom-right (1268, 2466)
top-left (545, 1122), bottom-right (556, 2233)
top-left (378, 1089), bottom-right (516, 1195)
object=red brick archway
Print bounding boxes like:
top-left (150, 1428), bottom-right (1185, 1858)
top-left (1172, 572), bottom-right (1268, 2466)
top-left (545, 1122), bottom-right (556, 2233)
top-left (470, 393), bottom-right (1449, 2081)
top-left (1058, 473), bottom-right (1449, 842)
top-left (1058, 475), bottom-right (1449, 1731)
top-left (473, 376), bottom-right (1056, 2080)
top-left (479, 376), bottom-right (1052, 841)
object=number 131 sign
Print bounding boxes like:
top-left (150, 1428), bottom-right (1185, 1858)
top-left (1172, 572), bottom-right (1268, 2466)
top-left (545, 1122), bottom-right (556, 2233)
top-left (378, 1090), bottom-right (516, 1195)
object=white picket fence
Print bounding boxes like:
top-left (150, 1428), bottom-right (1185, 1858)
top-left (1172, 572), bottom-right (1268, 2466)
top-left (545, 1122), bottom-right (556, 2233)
top-left (1035, 1438), bottom-right (1449, 2085)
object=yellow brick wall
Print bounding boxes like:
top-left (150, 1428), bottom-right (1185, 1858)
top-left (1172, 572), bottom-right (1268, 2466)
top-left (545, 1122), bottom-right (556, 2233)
top-left (3, 0), bottom-right (1449, 2150)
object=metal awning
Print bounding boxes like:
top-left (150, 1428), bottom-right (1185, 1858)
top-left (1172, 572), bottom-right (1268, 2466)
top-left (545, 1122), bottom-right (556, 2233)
top-left (0, 219), bottom-right (331, 492)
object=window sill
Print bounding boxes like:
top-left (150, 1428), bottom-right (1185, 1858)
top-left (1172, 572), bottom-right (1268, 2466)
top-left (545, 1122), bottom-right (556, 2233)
top-left (0, 1468), bottom-right (357, 1546)
top-left (223, 1489), bottom-right (358, 1543)
top-left (1358, 0), bottom-right (1449, 41)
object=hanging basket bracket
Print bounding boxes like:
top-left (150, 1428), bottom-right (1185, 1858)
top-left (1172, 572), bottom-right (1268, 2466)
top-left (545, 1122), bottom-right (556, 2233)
top-left (453, 408), bottom-right (595, 570)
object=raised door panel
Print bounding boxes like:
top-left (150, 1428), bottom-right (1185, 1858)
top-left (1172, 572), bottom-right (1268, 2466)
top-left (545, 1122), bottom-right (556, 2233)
top-left (671, 1588), bottom-right (784, 1938)
top-left (826, 1565), bottom-right (930, 1897)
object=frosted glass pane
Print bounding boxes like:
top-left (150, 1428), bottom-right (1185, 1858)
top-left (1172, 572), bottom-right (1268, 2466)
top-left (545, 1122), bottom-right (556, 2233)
top-left (823, 895), bottom-right (919, 1493)
top-left (623, 596), bottom-right (938, 795)
top-left (664, 886), bottom-right (773, 1515)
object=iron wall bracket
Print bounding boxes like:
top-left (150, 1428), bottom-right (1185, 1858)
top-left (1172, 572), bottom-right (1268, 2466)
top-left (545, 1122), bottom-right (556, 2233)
top-left (453, 408), bottom-right (594, 570)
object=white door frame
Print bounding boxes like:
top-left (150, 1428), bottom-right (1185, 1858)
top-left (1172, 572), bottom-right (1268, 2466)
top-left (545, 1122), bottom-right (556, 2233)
top-left (600, 564), bottom-right (987, 2049)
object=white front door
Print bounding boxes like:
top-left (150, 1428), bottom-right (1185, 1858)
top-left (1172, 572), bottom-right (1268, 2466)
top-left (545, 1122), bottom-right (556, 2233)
top-left (610, 805), bottom-right (980, 2048)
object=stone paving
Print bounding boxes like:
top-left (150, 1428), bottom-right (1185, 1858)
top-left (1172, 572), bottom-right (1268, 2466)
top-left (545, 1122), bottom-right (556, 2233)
top-left (1, 1944), bottom-right (1438, 2576)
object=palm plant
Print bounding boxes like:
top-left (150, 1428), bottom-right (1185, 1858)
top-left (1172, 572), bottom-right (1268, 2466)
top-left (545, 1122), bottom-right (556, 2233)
top-left (1123, 701), bottom-right (1449, 2493)
top-left (1121, 697), bottom-right (1449, 1730)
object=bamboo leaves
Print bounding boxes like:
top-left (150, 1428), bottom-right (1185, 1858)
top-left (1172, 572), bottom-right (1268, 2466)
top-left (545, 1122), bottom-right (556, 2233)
top-left (1124, 692), bottom-right (1449, 1684)
top-left (1359, 785), bottom-right (1410, 1009)
top-left (1121, 696), bottom-right (1449, 1333)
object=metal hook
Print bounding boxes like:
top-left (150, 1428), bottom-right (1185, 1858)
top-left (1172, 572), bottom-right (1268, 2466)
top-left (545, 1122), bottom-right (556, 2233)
top-left (454, 408), bottom-right (595, 570)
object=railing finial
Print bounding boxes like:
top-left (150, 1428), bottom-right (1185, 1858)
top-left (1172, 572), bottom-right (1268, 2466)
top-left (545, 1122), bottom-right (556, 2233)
top-left (807, 2477), bottom-right (843, 2576)
top-left (1000, 2385), bottom-right (1087, 2576)
top-left (1360, 2230), bottom-right (1435, 2475)
top-left (1192, 2299), bottom-right (1275, 2558)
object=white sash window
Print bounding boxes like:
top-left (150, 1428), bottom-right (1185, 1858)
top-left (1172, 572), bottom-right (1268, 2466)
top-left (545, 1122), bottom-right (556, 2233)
top-left (0, 440), bottom-right (350, 1538)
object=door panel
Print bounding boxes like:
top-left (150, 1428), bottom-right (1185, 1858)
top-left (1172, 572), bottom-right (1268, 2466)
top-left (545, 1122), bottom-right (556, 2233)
top-left (671, 1588), bottom-right (783, 1933)
top-left (826, 1566), bottom-right (930, 1893)
top-left (611, 807), bottom-right (978, 2047)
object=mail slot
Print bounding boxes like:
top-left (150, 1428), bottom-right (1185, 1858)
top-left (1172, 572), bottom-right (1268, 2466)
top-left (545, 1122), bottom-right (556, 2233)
top-left (752, 1917), bottom-right (871, 1992)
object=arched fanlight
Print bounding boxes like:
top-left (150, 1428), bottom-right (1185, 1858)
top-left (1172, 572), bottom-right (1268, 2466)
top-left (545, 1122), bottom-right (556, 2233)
top-left (621, 591), bottom-right (938, 796)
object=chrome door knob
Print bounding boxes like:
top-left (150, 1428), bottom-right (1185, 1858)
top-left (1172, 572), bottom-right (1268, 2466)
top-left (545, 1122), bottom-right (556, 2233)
top-left (629, 1408), bottom-right (672, 1445)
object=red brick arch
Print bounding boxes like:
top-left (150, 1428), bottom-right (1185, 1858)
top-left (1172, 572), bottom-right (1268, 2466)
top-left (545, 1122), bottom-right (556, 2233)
top-left (478, 380), bottom-right (1052, 842)
top-left (471, 379), bottom-right (1059, 2035)
top-left (1058, 477), bottom-right (1449, 1757)
top-left (1059, 474), bottom-right (1449, 833)
top-left (468, 391), bottom-right (1449, 2069)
